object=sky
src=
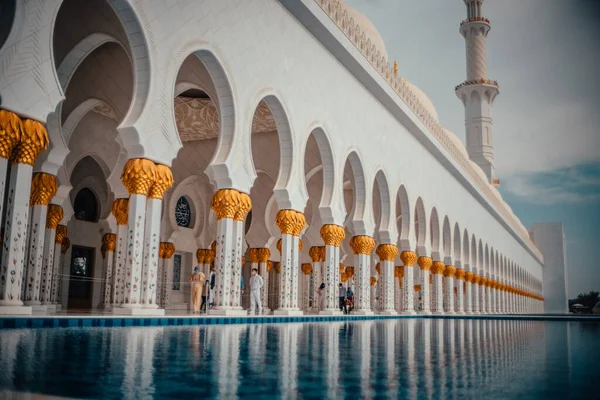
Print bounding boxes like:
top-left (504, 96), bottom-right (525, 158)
top-left (345, 0), bottom-right (600, 298)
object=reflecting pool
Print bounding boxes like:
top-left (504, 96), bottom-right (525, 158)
top-left (0, 319), bottom-right (597, 399)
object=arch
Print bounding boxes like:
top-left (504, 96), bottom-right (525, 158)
top-left (343, 150), bottom-right (369, 234)
top-left (471, 234), bottom-right (477, 270)
top-left (373, 169), bottom-right (393, 242)
top-left (453, 222), bottom-right (461, 264)
top-left (462, 229), bottom-right (470, 267)
top-left (442, 215), bottom-right (452, 258)
top-left (478, 240), bottom-right (484, 274)
top-left (414, 197), bottom-right (427, 250)
top-left (484, 244), bottom-right (490, 275)
top-left (489, 247), bottom-right (495, 277)
top-left (429, 207), bottom-right (440, 256)
top-left (396, 184), bottom-right (411, 249)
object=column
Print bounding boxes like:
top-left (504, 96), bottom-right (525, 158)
top-left (101, 233), bottom-right (116, 310)
top-left (301, 263), bottom-right (312, 311)
top-left (23, 173), bottom-right (57, 311)
top-left (54, 236), bottom-right (70, 306)
top-left (48, 225), bottom-right (66, 307)
top-left (349, 235), bottom-right (375, 315)
top-left (370, 277), bottom-right (377, 310)
top-left (443, 265), bottom-right (456, 314)
top-left (376, 244), bottom-right (398, 315)
top-left (274, 210), bottom-right (304, 315)
top-left (417, 256), bottom-right (432, 314)
top-left (484, 276), bottom-right (493, 314)
top-left (40, 205), bottom-right (62, 308)
top-left (489, 279), bottom-right (497, 314)
top-left (0, 118), bottom-right (48, 315)
top-left (0, 110), bottom-right (22, 239)
top-left (256, 248), bottom-right (271, 315)
top-left (208, 189), bottom-right (247, 316)
top-left (114, 159), bottom-right (156, 314)
top-left (455, 268), bottom-right (466, 314)
top-left (395, 266), bottom-right (403, 312)
top-left (319, 224), bottom-right (345, 315)
top-left (231, 194), bottom-right (251, 310)
top-left (464, 271), bottom-right (474, 314)
top-left (110, 199), bottom-right (128, 306)
top-left (431, 261), bottom-right (445, 314)
top-left (161, 243), bottom-right (175, 309)
top-left (141, 164), bottom-right (173, 313)
top-left (309, 247), bottom-right (321, 312)
top-left (399, 250), bottom-right (417, 315)
top-left (472, 274), bottom-right (481, 314)
top-left (273, 262), bottom-right (280, 310)
top-left (478, 275), bottom-right (487, 314)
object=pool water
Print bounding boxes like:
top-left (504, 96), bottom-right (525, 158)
top-left (0, 319), bottom-right (597, 399)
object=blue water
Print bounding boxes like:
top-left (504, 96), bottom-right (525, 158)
top-left (0, 319), bottom-right (597, 399)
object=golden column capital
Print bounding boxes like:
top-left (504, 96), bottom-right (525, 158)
top-left (45, 204), bottom-right (63, 230)
top-left (414, 284), bottom-right (421, 292)
top-left (101, 233), bottom-right (117, 259)
top-left (400, 250), bottom-right (417, 266)
top-left (12, 119), bottom-right (48, 165)
top-left (301, 263), bottom-right (312, 275)
top-left (159, 243), bottom-right (166, 259)
top-left (274, 262), bottom-right (281, 273)
top-left (431, 261), bottom-right (446, 275)
top-left (345, 266), bottom-right (354, 279)
top-left (61, 237), bottom-right (70, 254)
top-left (293, 212), bottom-right (306, 237)
top-left (480, 277), bottom-right (488, 286)
top-left (206, 249), bottom-right (215, 264)
top-left (276, 209), bottom-right (297, 235)
top-left (163, 242), bottom-right (175, 259)
top-left (276, 239), bottom-right (282, 255)
top-left (417, 256), bottom-right (432, 271)
top-left (370, 277), bottom-right (377, 286)
top-left (341, 272), bottom-right (348, 282)
top-left (464, 271), bottom-right (474, 282)
top-left (112, 198), bottom-right (129, 225)
top-left (267, 260), bottom-right (273, 273)
top-left (349, 235), bottom-right (375, 255)
top-left (320, 224), bottom-right (345, 247)
top-left (247, 248), bottom-right (259, 263)
top-left (455, 269), bottom-right (466, 280)
top-left (375, 262), bottom-right (381, 275)
top-left (298, 239), bottom-right (304, 251)
top-left (55, 225), bottom-right (68, 244)
top-left (443, 265), bottom-right (457, 278)
top-left (211, 189), bottom-right (240, 220)
top-left (309, 246), bottom-right (320, 262)
top-left (148, 164), bottom-right (174, 199)
top-left (395, 266), bottom-right (404, 279)
top-left (339, 263), bottom-right (345, 274)
top-left (30, 173), bottom-right (57, 206)
top-left (0, 109), bottom-right (23, 159)
top-left (234, 192), bottom-right (252, 221)
top-left (319, 246), bottom-right (326, 262)
top-left (196, 249), bottom-right (206, 264)
top-left (121, 158), bottom-right (156, 196)
top-left (376, 244), bottom-right (398, 262)
top-left (257, 248), bottom-right (271, 263)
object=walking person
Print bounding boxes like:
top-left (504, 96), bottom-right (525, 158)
top-left (189, 267), bottom-right (205, 314)
top-left (200, 279), bottom-right (209, 313)
top-left (318, 283), bottom-right (326, 312)
top-left (208, 265), bottom-right (216, 309)
top-left (248, 268), bottom-right (264, 315)
top-left (339, 283), bottom-right (347, 314)
top-left (346, 286), bottom-right (354, 313)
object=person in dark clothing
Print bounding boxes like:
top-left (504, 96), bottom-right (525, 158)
top-left (339, 283), bottom-right (347, 314)
top-left (200, 279), bottom-right (209, 313)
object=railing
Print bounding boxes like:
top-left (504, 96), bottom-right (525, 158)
top-left (314, 0), bottom-right (543, 261)
top-left (460, 17), bottom-right (490, 26)
top-left (455, 78), bottom-right (499, 91)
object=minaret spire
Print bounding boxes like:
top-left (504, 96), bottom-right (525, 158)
top-left (456, 0), bottom-right (500, 185)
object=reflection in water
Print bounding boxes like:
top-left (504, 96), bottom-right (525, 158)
top-left (0, 319), bottom-right (598, 398)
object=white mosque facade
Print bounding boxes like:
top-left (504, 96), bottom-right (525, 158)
top-left (0, 0), bottom-right (565, 316)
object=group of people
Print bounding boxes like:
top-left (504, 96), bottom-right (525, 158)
top-left (315, 283), bottom-right (354, 314)
top-left (189, 265), bottom-right (265, 315)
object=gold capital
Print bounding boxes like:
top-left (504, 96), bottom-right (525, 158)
top-left (320, 224), bottom-right (345, 247)
top-left (163, 242), bottom-right (175, 259)
top-left (12, 119), bottom-right (48, 165)
top-left (376, 244), bottom-right (398, 262)
top-left (395, 266), bottom-right (404, 278)
top-left (112, 198), bottom-right (129, 225)
top-left (148, 164), bottom-right (174, 199)
top-left (267, 260), bottom-right (273, 273)
top-left (301, 263), bottom-right (312, 275)
top-left (309, 246), bottom-right (320, 262)
top-left (274, 262), bottom-right (281, 273)
top-left (276, 209), bottom-right (298, 235)
top-left (0, 109), bottom-right (22, 159)
top-left (443, 265), bottom-right (457, 278)
top-left (30, 173), bottom-right (57, 206)
top-left (234, 192), bottom-right (252, 221)
top-left (400, 251), bottom-right (417, 266)
top-left (414, 284), bottom-right (421, 292)
top-left (464, 271), bottom-right (474, 282)
top-left (211, 189), bottom-right (240, 220)
top-left (431, 261), bottom-right (445, 275)
top-left (319, 246), bottom-right (326, 262)
top-left (375, 262), bottom-right (380, 275)
top-left (276, 239), bottom-right (282, 255)
top-left (341, 272), bottom-right (348, 283)
top-left (370, 276), bottom-right (377, 286)
top-left (345, 266), bottom-right (354, 278)
top-left (196, 249), bottom-right (206, 264)
top-left (121, 158), bottom-right (156, 196)
top-left (247, 248), bottom-right (259, 263)
top-left (257, 248), bottom-right (271, 263)
top-left (45, 204), bottom-right (63, 230)
top-left (339, 263), bottom-right (345, 274)
top-left (55, 225), bottom-right (68, 244)
top-left (455, 269), bottom-right (466, 280)
top-left (349, 235), bottom-right (375, 255)
top-left (417, 256), bottom-right (432, 271)
top-left (61, 237), bottom-right (70, 254)
top-left (101, 233), bottom-right (117, 258)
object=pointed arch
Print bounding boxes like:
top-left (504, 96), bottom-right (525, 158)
top-left (373, 169), bottom-right (393, 242)
top-left (396, 184), bottom-right (411, 250)
top-left (343, 150), bottom-right (369, 234)
top-left (430, 207), bottom-right (441, 257)
top-left (414, 197), bottom-right (427, 251)
top-left (442, 215), bottom-right (452, 259)
top-left (453, 222), bottom-right (462, 264)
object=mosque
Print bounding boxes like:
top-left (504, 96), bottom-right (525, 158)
top-left (0, 0), bottom-right (568, 316)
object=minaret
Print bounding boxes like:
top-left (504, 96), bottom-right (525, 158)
top-left (455, 0), bottom-right (500, 185)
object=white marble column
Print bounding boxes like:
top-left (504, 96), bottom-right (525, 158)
top-left (370, 278), bottom-right (377, 310)
top-left (53, 237), bottom-right (69, 305)
top-left (0, 110), bottom-right (22, 247)
top-left (309, 246), bottom-right (322, 312)
top-left (417, 256), bottom-right (432, 314)
top-left (257, 249), bottom-right (271, 315)
top-left (274, 210), bottom-right (304, 315)
top-left (0, 120), bottom-right (49, 314)
top-left (399, 251), bottom-right (417, 315)
top-left (376, 244), bottom-right (398, 315)
top-left (301, 263), bottom-right (311, 311)
top-left (350, 236), bottom-right (375, 315)
top-left (290, 237), bottom-right (303, 310)
top-left (431, 261), bottom-right (445, 314)
top-left (110, 199), bottom-right (128, 305)
top-left (319, 224), bottom-right (345, 315)
top-left (101, 233), bottom-right (116, 310)
top-left (484, 275), bottom-right (493, 314)
top-left (394, 266), bottom-right (402, 312)
top-left (23, 173), bottom-right (57, 311)
top-left (478, 274), bottom-right (487, 314)
top-left (455, 268), bottom-right (465, 314)
top-left (40, 206), bottom-right (62, 308)
top-left (160, 243), bottom-right (175, 309)
top-left (464, 270), bottom-right (474, 314)
top-left (443, 265), bottom-right (456, 314)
